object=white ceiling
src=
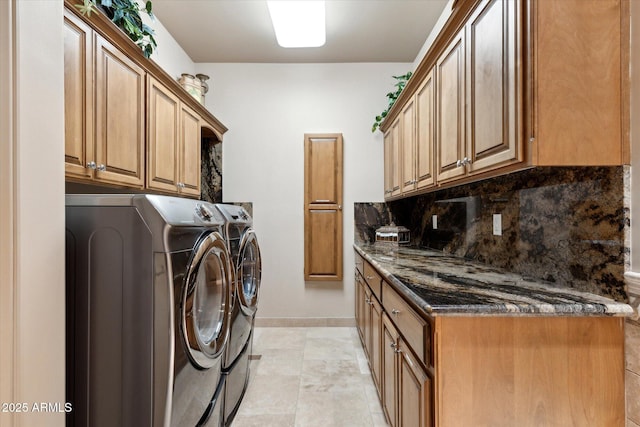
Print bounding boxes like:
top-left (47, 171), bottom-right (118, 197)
top-left (151, 0), bottom-right (450, 63)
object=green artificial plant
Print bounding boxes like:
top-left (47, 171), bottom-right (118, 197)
top-left (372, 71), bottom-right (413, 133)
top-left (75, 0), bottom-right (157, 58)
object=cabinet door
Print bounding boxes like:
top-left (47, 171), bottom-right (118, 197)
top-left (466, 0), bottom-right (521, 174)
top-left (382, 314), bottom-right (398, 427)
top-left (304, 134), bottom-right (343, 281)
top-left (399, 339), bottom-right (432, 427)
top-left (383, 129), bottom-right (394, 199)
top-left (95, 34), bottom-right (145, 187)
top-left (390, 118), bottom-right (402, 197)
top-left (147, 76), bottom-right (179, 193)
top-left (400, 98), bottom-right (416, 194)
top-left (179, 103), bottom-right (202, 197)
top-left (355, 273), bottom-right (366, 344)
top-left (415, 69), bottom-right (436, 190)
top-left (436, 30), bottom-right (466, 183)
top-left (534, 0), bottom-right (624, 165)
top-left (363, 286), bottom-right (373, 357)
top-left (370, 296), bottom-right (383, 397)
top-left (63, 10), bottom-right (93, 179)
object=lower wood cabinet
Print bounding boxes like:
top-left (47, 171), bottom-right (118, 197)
top-left (355, 252), bottom-right (626, 426)
top-left (355, 271), bottom-right (383, 394)
top-left (383, 314), bottom-right (432, 427)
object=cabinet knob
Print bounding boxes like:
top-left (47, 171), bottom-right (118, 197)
top-left (177, 182), bottom-right (185, 189)
top-left (390, 342), bottom-right (397, 349)
top-left (456, 159), bottom-right (462, 167)
top-left (86, 161), bottom-right (97, 170)
top-left (391, 309), bottom-right (400, 316)
top-left (463, 157), bottom-right (472, 165)
top-left (97, 164), bottom-right (106, 171)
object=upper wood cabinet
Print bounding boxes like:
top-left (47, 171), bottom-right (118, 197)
top-left (436, 29), bottom-right (466, 184)
top-left (94, 34), bottom-right (146, 187)
top-left (64, 11), bottom-right (93, 180)
top-left (147, 76), bottom-right (180, 193)
top-left (414, 69), bottom-right (436, 191)
top-left (63, 0), bottom-right (227, 196)
top-left (532, 0), bottom-right (627, 165)
top-left (147, 77), bottom-right (202, 197)
top-left (437, 0), bottom-right (521, 185)
top-left (465, 0), bottom-right (522, 174)
top-left (179, 103), bottom-right (202, 197)
top-left (64, 9), bottom-right (145, 188)
top-left (381, 0), bottom-right (628, 200)
top-left (401, 98), bottom-right (416, 193)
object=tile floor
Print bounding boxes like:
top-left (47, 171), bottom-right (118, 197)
top-left (231, 327), bottom-right (390, 427)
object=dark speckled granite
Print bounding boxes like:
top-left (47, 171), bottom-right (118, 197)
top-left (355, 243), bottom-right (633, 317)
top-left (385, 167), bottom-right (629, 302)
top-left (354, 203), bottom-right (393, 244)
top-left (201, 139), bottom-right (222, 203)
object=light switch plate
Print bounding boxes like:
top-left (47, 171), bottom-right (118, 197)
top-left (493, 214), bottom-right (502, 236)
top-left (432, 215), bottom-right (438, 230)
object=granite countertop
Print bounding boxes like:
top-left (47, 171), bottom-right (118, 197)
top-left (355, 243), bottom-right (635, 317)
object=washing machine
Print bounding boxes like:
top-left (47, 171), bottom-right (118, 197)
top-left (214, 204), bottom-right (262, 426)
top-left (65, 194), bottom-right (233, 427)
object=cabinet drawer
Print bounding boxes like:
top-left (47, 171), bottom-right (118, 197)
top-left (382, 281), bottom-right (430, 366)
top-left (363, 261), bottom-right (382, 300)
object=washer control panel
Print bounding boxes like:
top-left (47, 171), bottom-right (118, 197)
top-left (195, 203), bottom-right (214, 221)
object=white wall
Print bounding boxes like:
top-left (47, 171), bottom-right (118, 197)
top-left (0, 1), bottom-right (66, 426)
top-left (138, 0), bottom-right (196, 79)
top-left (195, 62), bottom-right (410, 320)
top-left (411, 0), bottom-right (454, 71)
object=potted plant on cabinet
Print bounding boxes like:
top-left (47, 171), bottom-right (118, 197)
top-left (75, 0), bottom-right (157, 58)
top-left (372, 71), bottom-right (412, 133)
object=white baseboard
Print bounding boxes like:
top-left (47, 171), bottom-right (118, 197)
top-left (254, 317), bottom-right (356, 327)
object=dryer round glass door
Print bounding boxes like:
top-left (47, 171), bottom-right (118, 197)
top-left (237, 229), bottom-right (261, 315)
top-left (183, 232), bottom-right (232, 368)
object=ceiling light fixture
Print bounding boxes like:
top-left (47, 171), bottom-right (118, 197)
top-left (267, 1), bottom-right (326, 48)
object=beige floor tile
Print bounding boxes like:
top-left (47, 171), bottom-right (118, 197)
top-left (303, 337), bottom-right (358, 360)
top-left (234, 327), bottom-right (387, 427)
top-left (231, 414), bottom-right (296, 427)
top-left (235, 374), bottom-right (299, 416)
top-left (300, 360), bottom-right (368, 393)
top-left (254, 356), bottom-right (303, 377)
top-left (254, 347), bottom-right (304, 361)
top-left (294, 390), bottom-right (373, 427)
top-left (253, 327), bottom-right (307, 352)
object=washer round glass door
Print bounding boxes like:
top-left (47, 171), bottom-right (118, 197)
top-left (236, 229), bottom-right (261, 316)
top-left (182, 231), bottom-right (232, 369)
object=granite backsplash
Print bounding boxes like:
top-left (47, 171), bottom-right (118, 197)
top-left (355, 167), bottom-right (629, 302)
top-left (201, 138), bottom-right (223, 203)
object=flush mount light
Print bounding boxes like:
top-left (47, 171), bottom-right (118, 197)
top-left (267, 1), bottom-right (326, 48)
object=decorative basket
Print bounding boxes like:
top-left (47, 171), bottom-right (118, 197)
top-left (375, 223), bottom-right (410, 246)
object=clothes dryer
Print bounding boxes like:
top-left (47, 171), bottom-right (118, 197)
top-left (214, 204), bottom-right (262, 425)
top-left (65, 194), bottom-right (233, 427)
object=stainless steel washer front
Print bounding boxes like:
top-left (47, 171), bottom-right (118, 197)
top-left (182, 231), bottom-right (232, 368)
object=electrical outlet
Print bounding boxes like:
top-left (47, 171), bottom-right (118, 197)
top-left (432, 215), bottom-right (438, 230)
top-left (493, 214), bottom-right (502, 236)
